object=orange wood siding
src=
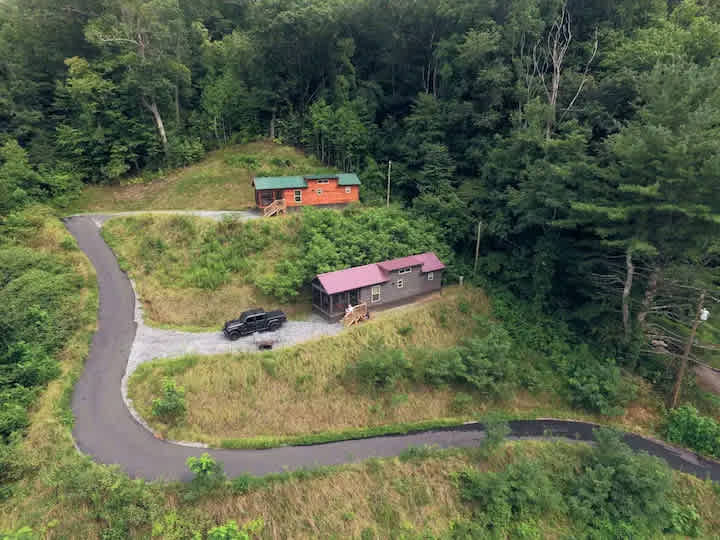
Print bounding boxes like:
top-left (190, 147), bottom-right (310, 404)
top-left (284, 178), bottom-right (359, 207)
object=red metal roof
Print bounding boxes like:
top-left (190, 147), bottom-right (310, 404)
top-left (316, 252), bottom-right (445, 295)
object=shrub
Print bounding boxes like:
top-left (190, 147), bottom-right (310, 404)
top-left (230, 473), bottom-right (253, 494)
top-left (206, 519), bottom-right (264, 540)
top-left (666, 405), bottom-right (720, 458)
top-left (151, 378), bottom-right (186, 423)
top-left (396, 324), bottom-right (414, 337)
top-left (450, 392), bottom-right (473, 414)
top-left (187, 453), bottom-right (224, 481)
top-left (457, 459), bottom-right (561, 533)
top-left (346, 345), bottom-right (411, 390)
top-left (224, 154), bottom-right (260, 168)
top-left (452, 320), bottom-right (517, 397)
top-left (565, 346), bottom-right (635, 416)
top-left (668, 504), bottom-right (702, 537)
top-left (168, 137), bottom-right (204, 168)
top-left (478, 420), bottom-right (510, 458)
top-left (567, 429), bottom-right (673, 537)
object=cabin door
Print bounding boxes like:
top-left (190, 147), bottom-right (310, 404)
top-left (348, 290), bottom-right (359, 306)
top-left (275, 190), bottom-right (283, 201)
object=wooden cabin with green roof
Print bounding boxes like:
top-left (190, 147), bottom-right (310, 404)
top-left (252, 173), bottom-right (360, 211)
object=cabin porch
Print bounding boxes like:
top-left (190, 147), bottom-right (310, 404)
top-left (312, 282), bottom-right (360, 319)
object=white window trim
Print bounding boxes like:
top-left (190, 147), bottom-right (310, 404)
top-left (294, 190), bottom-right (302, 203)
top-left (398, 267), bottom-right (412, 275)
top-left (371, 286), bottom-right (381, 303)
top-left (345, 187), bottom-right (352, 194)
top-left (317, 178), bottom-right (329, 184)
top-left (397, 279), bottom-right (404, 289)
top-left (427, 272), bottom-right (434, 281)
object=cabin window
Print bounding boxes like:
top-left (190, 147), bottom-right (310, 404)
top-left (398, 267), bottom-right (412, 274)
top-left (294, 190), bottom-right (302, 203)
top-left (316, 189), bottom-right (323, 195)
top-left (371, 286), bottom-right (381, 303)
top-left (345, 187), bottom-right (351, 194)
top-left (397, 279), bottom-right (404, 289)
top-left (317, 179), bottom-right (329, 184)
top-left (427, 272), bottom-right (434, 281)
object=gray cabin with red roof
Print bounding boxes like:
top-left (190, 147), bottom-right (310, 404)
top-left (312, 252), bottom-right (445, 319)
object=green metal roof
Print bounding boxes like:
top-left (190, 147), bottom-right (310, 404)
top-left (253, 173), bottom-right (361, 190)
top-left (337, 173), bottom-right (361, 185)
top-left (253, 176), bottom-right (307, 190)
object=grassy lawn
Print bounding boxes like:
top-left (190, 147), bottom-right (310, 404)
top-left (102, 213), bottom-right (311, 330)
top-left (67, 141), bottom-right (334, 213)
top-left (128, 287), bottom-right (667, 448)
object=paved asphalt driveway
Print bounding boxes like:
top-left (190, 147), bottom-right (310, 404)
top-left (64, 214), bottom-right (720, 482)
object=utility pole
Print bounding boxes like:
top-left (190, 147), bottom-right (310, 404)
top-left (473, 221), bottom-right (482, 276)
top-left (670, 290), bottom-right (706, 409)
top-left (386, 160), bottom-right (392, 208)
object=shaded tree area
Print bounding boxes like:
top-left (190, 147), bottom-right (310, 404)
top-left (1, 0), bottom-right (719, 400)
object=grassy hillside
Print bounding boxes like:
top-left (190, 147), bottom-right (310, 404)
top-left (68, 141), bottom-right (334, 213)
top-left (2, 208), bottom-right (719, 539)
top-left (127, 287), bottom-right (665, 448)
top-left (129, 287), bottom-right (493, 446)
top-left (102, 214), bottom-right (311, 330)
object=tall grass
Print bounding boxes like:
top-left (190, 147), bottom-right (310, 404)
top-left (102, 213), bottom-right (310, 330)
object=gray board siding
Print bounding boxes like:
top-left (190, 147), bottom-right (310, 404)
top-left (358, 267), bottom-right (442, 306)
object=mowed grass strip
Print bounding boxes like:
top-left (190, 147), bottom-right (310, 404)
top-left (102, 213), bottom-right (310, 330)
top-left (68, 141), bottom-right (334, 213)
top-left (128, 288), bottom-right (495, 445)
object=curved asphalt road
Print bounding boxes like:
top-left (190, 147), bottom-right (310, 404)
top-left (64, 215), bottom-right (720, 482)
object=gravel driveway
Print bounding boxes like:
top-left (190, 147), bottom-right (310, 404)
top-left (128, 290), bottom-right (342, 375)
top-left (71, 209), bottom-right (261, 227)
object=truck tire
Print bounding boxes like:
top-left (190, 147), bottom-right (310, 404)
top-left (228, 331), bottom-right (241, 341)
top-left (268, 321), bottom-right (280, 332)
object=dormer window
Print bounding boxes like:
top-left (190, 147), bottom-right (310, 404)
top-left (317, 179), bottom-right (329, 184)
top-left (398, 267), bottom-right (412, 274)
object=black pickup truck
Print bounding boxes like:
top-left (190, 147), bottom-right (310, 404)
top-left (223, 308), bottom-right (287, 340)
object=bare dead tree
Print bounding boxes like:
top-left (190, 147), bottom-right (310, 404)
top-left (622, 248), bottom-right (635, 341)
top-left (531, 2), bottom-right (598, 139)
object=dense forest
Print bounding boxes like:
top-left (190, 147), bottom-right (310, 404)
top-left (1, 0), bottom-right (719, 392)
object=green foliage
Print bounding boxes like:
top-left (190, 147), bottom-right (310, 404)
top-left (564, 346), bottom-right (636, 416)
top-left (151, 378), bottom-right (186, 424)
top-left (49, 458), bottom-right (161, 538)
top-left (0, 213), bottom-right (87, 445)
top-left (567, 429), bottom-right (674, 538)
top-left (207, 519), bottom-right (263, 540)
top-left (455, 430), bottom-right (686, 538)
top-left (478, 420), bottom-right (510, 458)
top-left (186, 453), bottom-right (224, 482)
top-left (0, 526), bottom-right (34, 540)
top-left (257, 207), bottom-right (452, 302)
top-left (347, 345), bottom-right (412, 390)
top-left (666, 405), bottom-right (720, 458)
top-left (346, 318), bottom-right (518, 399)
top-left (456, 458), bottom-right (561, 534)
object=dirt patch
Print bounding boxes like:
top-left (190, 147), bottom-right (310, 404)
top-left (695, 364), bottom-right (720, 394)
